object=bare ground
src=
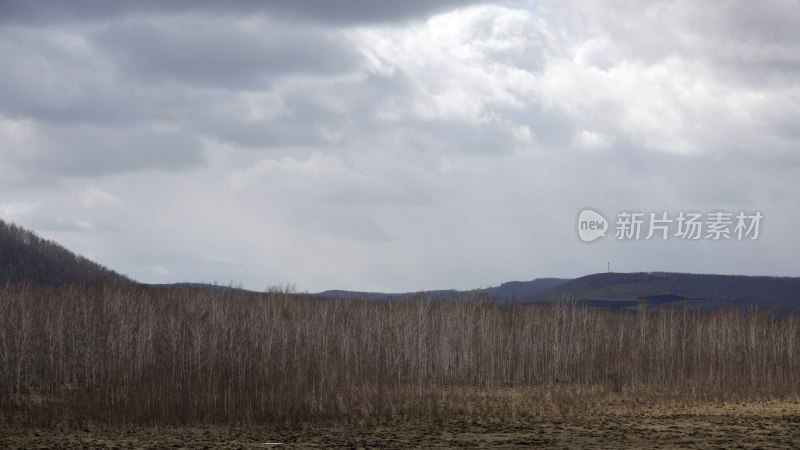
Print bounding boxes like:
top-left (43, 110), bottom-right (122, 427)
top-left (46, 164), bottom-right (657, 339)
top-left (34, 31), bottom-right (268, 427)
top-left (3, 399), bottom-right (800, 448)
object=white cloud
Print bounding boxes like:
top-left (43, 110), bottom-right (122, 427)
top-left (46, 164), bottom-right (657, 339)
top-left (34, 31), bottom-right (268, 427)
top-left (80, 185), bottom-right (121, 209)
top-left (0, 116), bottom-right (34, 144)
top-left (140, 265), bottom-right (170, 276)
top-left (574, 130), bottom-right (612, 150)
top-left (0, 200), bottom-right (39, 222)
top-left (352, 4), bottom-right (543, 137)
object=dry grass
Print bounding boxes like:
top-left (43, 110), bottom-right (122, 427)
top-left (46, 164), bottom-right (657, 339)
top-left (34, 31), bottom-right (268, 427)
top-left (3, 395), bottom-right (800, 448)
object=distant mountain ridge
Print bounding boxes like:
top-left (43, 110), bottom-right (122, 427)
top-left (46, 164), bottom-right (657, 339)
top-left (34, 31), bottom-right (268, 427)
top-left (316, 272), bottom-right (800, 311)
top-left (527, 272), bottom-right (800, 311)
top-left (479, 278), bottom-right (569, 302)
top-left (315, 288), bottom-right (461, 301)
top-left (315, 278), bottom-right (571, 303)
top-left (2, 218), bottom-right (798, 311)
top-left (0, 219), bottom-right (131, 286)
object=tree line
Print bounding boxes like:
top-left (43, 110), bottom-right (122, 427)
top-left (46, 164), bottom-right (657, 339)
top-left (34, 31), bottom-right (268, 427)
top-left (1, 282), bottom-right (799, 426)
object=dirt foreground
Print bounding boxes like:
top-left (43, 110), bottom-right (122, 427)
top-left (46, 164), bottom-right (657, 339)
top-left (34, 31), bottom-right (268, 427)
top-left (3, 400), bottom-right (800, 448)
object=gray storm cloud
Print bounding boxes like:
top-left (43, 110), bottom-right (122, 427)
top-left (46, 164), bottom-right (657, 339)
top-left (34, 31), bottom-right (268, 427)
top-left (0, 1), bottom-right (798, 291)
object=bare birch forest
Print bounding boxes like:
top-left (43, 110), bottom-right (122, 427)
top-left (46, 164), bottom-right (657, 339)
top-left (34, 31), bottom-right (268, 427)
top-left (1, 282), bottom-right (799, 425)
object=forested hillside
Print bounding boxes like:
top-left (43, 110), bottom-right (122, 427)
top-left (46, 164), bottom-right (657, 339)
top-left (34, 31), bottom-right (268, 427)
top-left (0, 219), bottom-right (131, 286)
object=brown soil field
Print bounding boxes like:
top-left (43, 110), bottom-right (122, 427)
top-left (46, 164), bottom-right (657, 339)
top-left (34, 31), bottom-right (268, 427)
top-left (3, 399), bottom-right (800, 448)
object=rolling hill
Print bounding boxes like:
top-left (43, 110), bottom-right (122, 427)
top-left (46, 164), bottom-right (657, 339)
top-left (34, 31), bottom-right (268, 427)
top-left (315, 278), bottom-right (571, 302)
top-left (2, 218), bottom-right (798, 311)
top-left (526, 272), bottom-right (800, 311)
top-left (0, 218), bottom-right (131, 286)
top-left (316, 272), bottom-right (800, 311)
top-left (478, 278), bottom-right (570, 302)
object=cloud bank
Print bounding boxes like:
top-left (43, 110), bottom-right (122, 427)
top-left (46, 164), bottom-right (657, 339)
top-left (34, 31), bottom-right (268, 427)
top-left (1, 1), bottom-right (798, 291)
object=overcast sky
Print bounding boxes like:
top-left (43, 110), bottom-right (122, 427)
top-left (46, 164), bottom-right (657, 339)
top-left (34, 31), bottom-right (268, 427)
top-left (1, 1), bottom-right (798, 292)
